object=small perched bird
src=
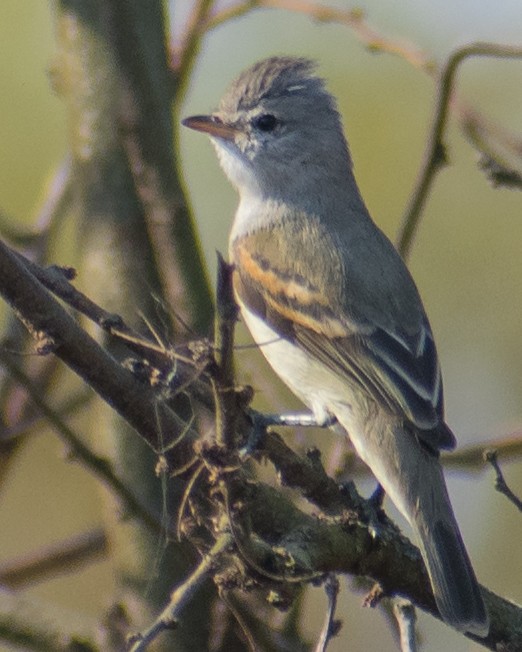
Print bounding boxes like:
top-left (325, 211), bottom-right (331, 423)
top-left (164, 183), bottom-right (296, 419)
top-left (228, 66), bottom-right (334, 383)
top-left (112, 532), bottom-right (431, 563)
top-left (183, 56), bottom-right (489, 635)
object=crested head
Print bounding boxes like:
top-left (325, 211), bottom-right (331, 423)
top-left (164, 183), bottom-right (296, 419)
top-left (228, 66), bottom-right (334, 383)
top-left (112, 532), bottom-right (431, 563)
top-left (183, 56), bottom-right (362, 220)
top-left (218, 57), bottom-right (328, 114)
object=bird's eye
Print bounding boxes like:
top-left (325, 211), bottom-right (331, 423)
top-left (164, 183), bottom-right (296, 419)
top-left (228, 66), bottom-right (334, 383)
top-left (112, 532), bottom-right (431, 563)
top-left (252, 114), bottom-right (278, 132)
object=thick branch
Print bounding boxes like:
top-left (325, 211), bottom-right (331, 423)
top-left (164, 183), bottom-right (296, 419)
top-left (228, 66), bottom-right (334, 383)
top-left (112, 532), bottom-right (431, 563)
top-left (0, 238), bottom-right (190, 453)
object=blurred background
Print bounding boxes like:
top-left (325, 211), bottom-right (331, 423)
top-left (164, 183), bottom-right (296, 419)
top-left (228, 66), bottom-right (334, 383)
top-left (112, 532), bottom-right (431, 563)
top-left (1, 1), bottom-right (521, 650)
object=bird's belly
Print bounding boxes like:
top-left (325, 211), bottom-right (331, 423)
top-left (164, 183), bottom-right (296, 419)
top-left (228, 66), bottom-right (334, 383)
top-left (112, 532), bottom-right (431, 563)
top-left (239, 303), bottom-right (353, 426)
top-left (239, 302), bottom-right (405, 508)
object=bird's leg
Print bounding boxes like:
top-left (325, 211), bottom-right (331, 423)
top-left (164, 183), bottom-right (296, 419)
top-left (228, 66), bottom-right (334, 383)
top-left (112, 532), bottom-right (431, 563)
top-left (242, 409), bottom-right (337, 453)
top-left (257, 411), bottom-right (337, 428)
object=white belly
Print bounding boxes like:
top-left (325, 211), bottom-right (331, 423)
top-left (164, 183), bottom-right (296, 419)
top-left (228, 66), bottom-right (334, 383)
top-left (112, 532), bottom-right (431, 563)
top-left (239, 302), bottom-right (407, 512)
top-left (239, 302), bottom-right (353, 426)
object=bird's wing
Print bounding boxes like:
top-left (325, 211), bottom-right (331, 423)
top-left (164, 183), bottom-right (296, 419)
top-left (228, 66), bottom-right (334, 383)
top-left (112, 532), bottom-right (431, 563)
top-left (232, 222), bottom-right (455, 451)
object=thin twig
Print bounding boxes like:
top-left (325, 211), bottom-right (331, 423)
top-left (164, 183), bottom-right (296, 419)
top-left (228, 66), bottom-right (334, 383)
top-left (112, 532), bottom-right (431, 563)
top-left (0, 528), bottom-right (107, 589)
top-left (443, 433), bottom-right (522, 471)
top-left (208, 1), bottom-right (431, 70)
top-left (218, 591), bottom-right (258, 652)
top-left (393, 600), bottom-right (417, 652)
top-left (0, 350), bottom-right (170, 537)
top-left (176, 461), bottom-right (206, 541)
top-left (314, 574), bottom-right (341, 652)
top-left (396, 42), bottom-right (522, 259)
top-left (172, 0), bottom-right (216, 106)
top-left (0, 390), bottom-right (92, 443)
top-left (128, 533), bottom-right (232, 651)
top-left (204, 4), bottom-right (522, 258)
top-left (0, 589), bottom-right (98, 652)
top-left (484, 449), bottom-right (522, 513)
top-left (0, 160), bottom-right (72, 247)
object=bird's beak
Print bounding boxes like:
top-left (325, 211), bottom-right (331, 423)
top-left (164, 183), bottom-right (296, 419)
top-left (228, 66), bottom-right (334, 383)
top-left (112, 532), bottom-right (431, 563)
top-left (182, 115), bottom-right (238, 142)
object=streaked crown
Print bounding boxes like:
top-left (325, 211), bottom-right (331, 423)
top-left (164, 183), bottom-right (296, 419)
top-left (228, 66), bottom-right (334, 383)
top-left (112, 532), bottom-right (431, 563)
top-left (219, 57), bottom-right (332, 114)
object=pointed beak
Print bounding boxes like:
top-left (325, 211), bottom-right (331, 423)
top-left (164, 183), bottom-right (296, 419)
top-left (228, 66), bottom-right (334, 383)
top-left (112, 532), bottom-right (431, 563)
top-left (182, 115), bottom-right (238, 142)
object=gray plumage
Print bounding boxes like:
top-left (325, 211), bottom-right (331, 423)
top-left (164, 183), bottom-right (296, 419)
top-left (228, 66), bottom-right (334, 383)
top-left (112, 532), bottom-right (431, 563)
top-left (183, 56), bottom-right (489, 635)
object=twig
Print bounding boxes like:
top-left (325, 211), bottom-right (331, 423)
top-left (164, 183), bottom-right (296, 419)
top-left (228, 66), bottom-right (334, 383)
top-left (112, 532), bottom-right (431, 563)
top-left (0, 528), bottom-right (107, 589)
top-left (13, 255), bottom-right (164, 360)
top-left (217, 591), bottom-right (258, 652)
top-left (462, 109), bottom-right (522, 189)
top-left (0, 238), bottom-right (194, 452)
top-left (213, 255), bottom-right (239, 449)
top-left (33, 159), bottom-right (73, 230)
top-left (128, 533), bottom-right (232, 651)
top-left (0, 350), bottom-right (171, 536)
top-left (443, 433), bottom-right (522, 471)
top-left (0, 389), bottom-right (92, 443)
top-left (484, 449), bottom-right (522, 512)
top-left (208, 1), bottom-right (431, 70)
top-left (314, 574), bottom-right (341, 652)
top-left (0, 588), bottom-right (98, 652)
top-left (204, 4), bottom-right (522, 258)
top-left (328, 432), bottom-right (522, 482)
top-left (397, 42), bottom-right (522, 259)
top-left (9, 253), bottom-right (215, 412)
top-left (393, 600), bottom-right (417, 652)
top-left (176, 461), bottom-right (206, 541)
top-left (173, 0), bottom-right (216, 105)
top-left (0, 160), bottom-right (72, 247)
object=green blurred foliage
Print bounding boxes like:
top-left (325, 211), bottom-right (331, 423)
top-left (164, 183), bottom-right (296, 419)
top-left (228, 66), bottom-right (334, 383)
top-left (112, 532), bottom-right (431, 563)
top-left (1, 2), bottom-right (521, 651)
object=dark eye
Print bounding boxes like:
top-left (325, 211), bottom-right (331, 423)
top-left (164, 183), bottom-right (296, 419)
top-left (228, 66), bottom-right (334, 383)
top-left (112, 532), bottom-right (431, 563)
top-left (253, 114), bottom-right (278, 132)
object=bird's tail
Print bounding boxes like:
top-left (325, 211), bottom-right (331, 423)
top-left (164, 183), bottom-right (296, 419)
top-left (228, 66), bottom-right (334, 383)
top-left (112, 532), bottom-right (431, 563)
top-left (409, 459), bottom-right (489, 636)
top-left (335, 406), bottom-right (489, 635)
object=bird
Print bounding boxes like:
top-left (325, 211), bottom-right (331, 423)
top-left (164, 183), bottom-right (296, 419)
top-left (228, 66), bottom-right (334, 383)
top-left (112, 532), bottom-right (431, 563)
top-left (182, 56), bottom-right (489, 635)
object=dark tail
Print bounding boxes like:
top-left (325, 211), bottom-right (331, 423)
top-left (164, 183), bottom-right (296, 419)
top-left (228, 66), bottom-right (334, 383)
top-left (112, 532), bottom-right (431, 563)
top-left (335, 411), bottom-right (489, 635)
top-left (412, 465), bottom-right (489, 636)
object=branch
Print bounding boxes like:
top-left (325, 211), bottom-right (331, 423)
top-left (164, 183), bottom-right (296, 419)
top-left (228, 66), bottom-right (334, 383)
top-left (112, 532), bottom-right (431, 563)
top-left (0, 588), bottom-right (98, 652)
top-left (248, 432), bottom-right (521, 650)
top-left (0, 528), bottom-right (107, 589)
top-left (114, 1), bottom-right (214, 337)
top-left (0, 350), bottom-right (171, 535)
top-left (397, 42), bottom-right (522, 259)
top-left (485, 449), bottom-right (522, 512)
top-left (172, 0), bottom-right (216, 107)
top-left (443, 433), bottom-right (522, 471)
top-left (207, 1), bottom-right (431, 69)
top-left (128, 534), bottom-right (232, 651)
top-left (7, 251), bottom-right (216, 416)
top-left (0, 239), bottom-right (193, 454)
top-left (0, 159), bottom-right (72, 248)
top-left (325, 432), bottom-right (522, 483)
top-left (204, 5), bottom-right (522, 259)
top-left (212, 256), bottom-right (240, 449)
